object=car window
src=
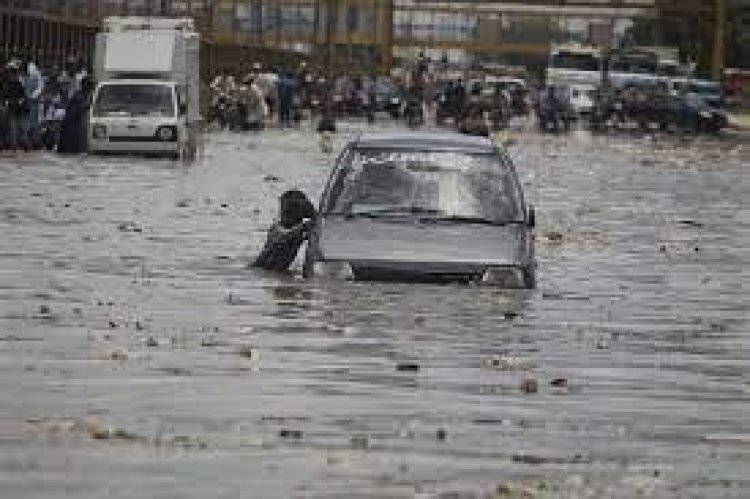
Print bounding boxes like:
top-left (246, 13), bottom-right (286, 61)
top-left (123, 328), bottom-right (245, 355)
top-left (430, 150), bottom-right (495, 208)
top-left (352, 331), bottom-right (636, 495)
top-left (328, 149), bottom-right (523, 224)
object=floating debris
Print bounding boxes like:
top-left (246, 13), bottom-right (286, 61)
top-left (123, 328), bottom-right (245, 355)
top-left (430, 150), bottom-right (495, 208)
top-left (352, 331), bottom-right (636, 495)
top-left (678, 220), bottom-right (704, 228)
top-left (238, 346), bottom-right (255, 359)
top-left (110, 349), bottom-right (128, 361)
top-left (396, 362), bottom-right (420, 373)
top-left (520, 377), bottom-right (538, 394)
top-left (350, 434), bottom-right (369, 449)
top-left (279, 429), bottom-right (303, 440)
top-left (550, 378), bottom-right (568, 388)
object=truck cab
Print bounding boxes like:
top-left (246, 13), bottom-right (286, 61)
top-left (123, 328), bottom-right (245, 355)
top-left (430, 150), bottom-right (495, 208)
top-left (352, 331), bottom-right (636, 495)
top-left (89, 80), bottom-right (187, 158)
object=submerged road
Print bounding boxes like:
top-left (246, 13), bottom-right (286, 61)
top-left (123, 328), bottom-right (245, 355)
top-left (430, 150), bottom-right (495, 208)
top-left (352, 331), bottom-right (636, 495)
top-left (0, 123), bottom-right (748, 498)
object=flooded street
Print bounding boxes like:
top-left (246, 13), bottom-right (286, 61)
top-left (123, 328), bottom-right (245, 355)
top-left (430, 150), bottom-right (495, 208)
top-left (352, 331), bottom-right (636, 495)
top-left (1, 124), bottom-right (748, 498)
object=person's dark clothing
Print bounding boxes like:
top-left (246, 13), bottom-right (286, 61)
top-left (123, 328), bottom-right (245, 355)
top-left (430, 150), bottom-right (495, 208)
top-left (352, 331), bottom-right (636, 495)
top-left (252, 190), bottom-right (316, 271)
top-left (57, 88), bottom-right (90, 154)
top-left (3, 77), bottom-right (26, 116)
top-left (251, 219), bottom-right (312, 271)
top-left (277, 76), bottom-right (297, 127)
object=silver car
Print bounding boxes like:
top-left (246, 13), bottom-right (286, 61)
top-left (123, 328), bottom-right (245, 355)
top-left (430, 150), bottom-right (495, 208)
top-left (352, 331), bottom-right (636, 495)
top-left (303, 131), bottom-right (537, 288)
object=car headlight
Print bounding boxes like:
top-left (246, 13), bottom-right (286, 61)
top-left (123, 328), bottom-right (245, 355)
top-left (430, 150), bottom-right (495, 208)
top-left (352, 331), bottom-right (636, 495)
top-left (481, 267), bottom-right (526, 288)
top-left (92, 124), bottom-right (107, 140)
top-left (156, 125), bottom-right (177, 142)
top-left (313, 261), bottom-right (354, 280)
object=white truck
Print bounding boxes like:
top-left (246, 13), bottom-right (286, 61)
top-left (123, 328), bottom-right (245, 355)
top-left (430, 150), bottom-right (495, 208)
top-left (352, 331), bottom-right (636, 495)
top-left (89, 17), bottom-right (201, 159)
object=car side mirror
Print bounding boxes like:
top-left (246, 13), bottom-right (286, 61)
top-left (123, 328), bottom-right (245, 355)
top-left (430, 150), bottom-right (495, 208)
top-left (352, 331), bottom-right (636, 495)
top-left (527, 205), bottom-right (536, 228)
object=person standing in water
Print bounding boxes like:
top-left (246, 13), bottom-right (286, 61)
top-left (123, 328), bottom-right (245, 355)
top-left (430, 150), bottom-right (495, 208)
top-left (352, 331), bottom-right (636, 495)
top-left (251, 190), bottom-right (317, 271)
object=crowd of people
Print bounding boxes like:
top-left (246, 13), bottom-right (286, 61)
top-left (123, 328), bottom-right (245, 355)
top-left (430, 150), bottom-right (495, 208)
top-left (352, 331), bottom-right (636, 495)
top-left (0, 57), bottom-right (93, 153)
top-left (2, 52), bottom-right (730, 157)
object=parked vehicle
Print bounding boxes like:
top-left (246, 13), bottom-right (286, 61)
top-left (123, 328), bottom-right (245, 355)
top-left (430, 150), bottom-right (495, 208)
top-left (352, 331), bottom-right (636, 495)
top-left (89, 17), bottom-right (201, 159)
top-left (668, 78), bottom-right (724, 108)
top-left (568, 84), bottom-right (597, 115)
top-left (303, 131), bottom-right (537, 288)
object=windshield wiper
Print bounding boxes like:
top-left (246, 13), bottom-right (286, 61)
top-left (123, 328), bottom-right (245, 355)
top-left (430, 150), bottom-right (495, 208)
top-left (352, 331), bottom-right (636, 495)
top-left (337, 206), bottom-right (444, 218)
top-left (429, 216), bottom-right (525, 226)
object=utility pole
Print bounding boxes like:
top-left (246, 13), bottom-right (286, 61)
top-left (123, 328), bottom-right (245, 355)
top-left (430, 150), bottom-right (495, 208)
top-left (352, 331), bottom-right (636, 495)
top-left (712, 0), bottom-right (726, 80)
top-left (318, 0), bottom-right (337, 132)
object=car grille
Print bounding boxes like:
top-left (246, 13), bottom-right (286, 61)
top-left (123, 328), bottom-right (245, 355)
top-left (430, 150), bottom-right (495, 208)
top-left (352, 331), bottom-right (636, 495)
top-left (108, 136), bottom-right (165, 143)
top-left (353, 266), bottom-right (481, 284)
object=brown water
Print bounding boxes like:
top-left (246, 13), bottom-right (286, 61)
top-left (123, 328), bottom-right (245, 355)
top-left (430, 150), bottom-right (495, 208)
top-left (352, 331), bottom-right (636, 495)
top-left (0, 124), bottom-right (748, 498)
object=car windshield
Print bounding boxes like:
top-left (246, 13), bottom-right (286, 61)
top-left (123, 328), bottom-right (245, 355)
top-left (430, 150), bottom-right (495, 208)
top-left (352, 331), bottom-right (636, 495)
top-left (93, 84), bottom-right (175, 118)
top-left (329, 149), bottom-right (523, 224)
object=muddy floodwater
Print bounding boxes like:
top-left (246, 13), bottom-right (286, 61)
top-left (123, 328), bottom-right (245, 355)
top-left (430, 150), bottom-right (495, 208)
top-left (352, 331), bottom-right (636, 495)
top-left (0, 123), bottom-right (748, 498)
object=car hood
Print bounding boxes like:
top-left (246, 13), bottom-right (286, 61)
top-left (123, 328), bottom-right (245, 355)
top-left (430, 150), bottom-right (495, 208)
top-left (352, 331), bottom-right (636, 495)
top-left (316, 217), bottom-right (530, 268)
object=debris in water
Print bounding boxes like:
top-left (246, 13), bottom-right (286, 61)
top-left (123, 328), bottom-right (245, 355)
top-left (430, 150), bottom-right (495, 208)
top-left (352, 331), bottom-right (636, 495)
top-left (110, 349), bottom-right (128, 361)
top-left (264, 174), bottom-right (281, 183)
top-left (86, 422), bottom-right (112, 440)
top-left (436, 428), bottom-right (448, 441)
top-left (238, 346), bottom-right (255, 359)
top-left (279, 429), bottom-right (303, 440)
top-left (678, 220), bottom-right (704, 228)
top-left (503, 311), bottom-right (518, 320)
top-left (495, 481), bottom-right (537, 498)
top-left (350, 434), bottom-right (369, 449)
top-left (520, 377), bottom-right (538, 394)
top-left (482, 356), bottom-right (534, 371)
top-left (201, 337), bottom-right (221, 347)
top-left (543, 231), bottom-right (564, 244)
top-left (145, 337), bottom-right (158, 348)
top-left (135, 321), bottom-right (144, 331)
top-left (550, 378), bottom-right (568, 388)
top-left (39, 304), bottom-right (50, 315)
top-left (108, 320), bottom-right (118, 329)
top-left (396, 362), bottom-right (420, 372)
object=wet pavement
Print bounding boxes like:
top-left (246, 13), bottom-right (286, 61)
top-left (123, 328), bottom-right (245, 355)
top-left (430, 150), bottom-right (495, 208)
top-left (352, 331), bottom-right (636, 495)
top-left (0, 122), bottom-right (748, 498)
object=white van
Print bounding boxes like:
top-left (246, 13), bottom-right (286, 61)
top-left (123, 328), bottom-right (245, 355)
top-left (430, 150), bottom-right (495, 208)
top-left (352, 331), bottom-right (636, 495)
top-left (89, 80), bottom-right (189, 158)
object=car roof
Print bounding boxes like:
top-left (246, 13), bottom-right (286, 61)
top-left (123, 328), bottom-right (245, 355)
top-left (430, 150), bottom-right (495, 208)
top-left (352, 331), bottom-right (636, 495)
top-left (351, 131), bottom-right (497, 153)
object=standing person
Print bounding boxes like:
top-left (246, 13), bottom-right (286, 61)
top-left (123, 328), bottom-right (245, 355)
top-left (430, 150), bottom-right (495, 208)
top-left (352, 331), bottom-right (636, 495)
top-left (57, 76), bottom-right (93, 154)
top-left (0, 61), bottom-right (11, 151)
top-left (2, 60), bottom-right (27, 151)
top-left (21, 60), bottom-right (44, 150)
top-left (277, 71), bottom-right (297, 128)
top-left (41, 82), bottom-right (66, 150)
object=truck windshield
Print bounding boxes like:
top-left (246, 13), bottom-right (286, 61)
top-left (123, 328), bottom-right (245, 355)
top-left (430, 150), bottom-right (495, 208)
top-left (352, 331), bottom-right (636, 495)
top-left (551, 52), bottom-right (600, 72)
top-left (93, 84), bottom-right (175, 118)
